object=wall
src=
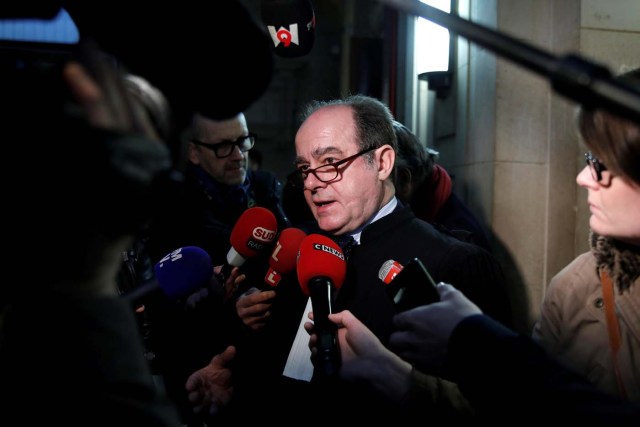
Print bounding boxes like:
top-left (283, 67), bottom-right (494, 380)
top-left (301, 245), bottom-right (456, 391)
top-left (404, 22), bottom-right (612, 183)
top-left (448, 0), bottom-right (640, 331)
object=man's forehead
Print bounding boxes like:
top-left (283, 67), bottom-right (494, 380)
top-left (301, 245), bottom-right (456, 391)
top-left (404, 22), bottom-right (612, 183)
top-left (196, 115), bottom-right (247, 139)
top-left (295, 145), bottom-right (341, 163)
top-left (296, 115), bottom-right (357, 157)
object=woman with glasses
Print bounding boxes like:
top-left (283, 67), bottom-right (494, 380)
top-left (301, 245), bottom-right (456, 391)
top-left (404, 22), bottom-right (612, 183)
top-left (533, 68), bottom-right (640, 401)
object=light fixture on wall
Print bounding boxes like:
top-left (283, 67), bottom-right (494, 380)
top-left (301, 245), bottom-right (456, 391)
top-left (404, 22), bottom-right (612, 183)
top-left (414, 0), bottom-right (452, 99)
top-left (418, 70), bottom-right (453, 99)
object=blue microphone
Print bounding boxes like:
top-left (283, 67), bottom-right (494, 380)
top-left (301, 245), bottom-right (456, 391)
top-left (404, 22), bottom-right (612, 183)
top-left (123, 246), bottom-right (214, 303)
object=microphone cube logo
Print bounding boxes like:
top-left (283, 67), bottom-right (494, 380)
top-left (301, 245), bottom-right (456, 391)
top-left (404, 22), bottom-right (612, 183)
top-left (312, 243), bottom-right (345, 261)
top-left (270, 241), bottom-right (283, 262)
top-left (265, 268), bottom-right (282, 287)
top-left (252, 226), bottom-right (276, 243)
top-left (157, 247), bottom-right (183, 267)
top-left (267, 24), bottom-right (299, 47)
top-left (248, 226), bottom-right (276, 253)
top-left (378, 260), bottom-right (403, 284)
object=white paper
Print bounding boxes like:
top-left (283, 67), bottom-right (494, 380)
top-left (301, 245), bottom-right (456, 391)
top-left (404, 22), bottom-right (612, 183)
top-left (282, 297), bottom-right (315, 381)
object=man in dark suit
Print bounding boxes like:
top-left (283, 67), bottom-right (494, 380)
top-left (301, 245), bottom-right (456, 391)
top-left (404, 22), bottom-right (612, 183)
top-left (223, 95), bottom-right (514, 424)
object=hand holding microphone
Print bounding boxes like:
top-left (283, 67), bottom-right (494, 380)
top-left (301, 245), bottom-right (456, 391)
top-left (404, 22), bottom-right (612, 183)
top-left (297, 233), bottom-right (347, 377)
top-left (236, 227), bottom-right (307, 331)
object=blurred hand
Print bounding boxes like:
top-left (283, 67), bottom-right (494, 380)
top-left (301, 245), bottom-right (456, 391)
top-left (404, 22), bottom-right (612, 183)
top-left (236, 287), bottom-right (276, 331)
top-left (185, 345), bottom-right (236, 417)
top-left (62, 40), bottom-right (161, 141)
top-left (390, 283), bottom-right (481, 374)
top-left (212, 265), bottom-right (245, 302)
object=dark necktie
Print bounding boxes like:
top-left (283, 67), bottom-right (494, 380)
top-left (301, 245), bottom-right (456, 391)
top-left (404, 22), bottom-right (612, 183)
top-left (334, 235), bottom-right (356, 259)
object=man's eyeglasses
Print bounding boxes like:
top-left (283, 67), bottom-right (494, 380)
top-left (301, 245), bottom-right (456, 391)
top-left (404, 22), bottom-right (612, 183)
top-left (191, 133), bottom-right (256, 159)
top-left (288, 146), bottom-right (377, 188)
top-left (585, 151), bottom-right (608, 183)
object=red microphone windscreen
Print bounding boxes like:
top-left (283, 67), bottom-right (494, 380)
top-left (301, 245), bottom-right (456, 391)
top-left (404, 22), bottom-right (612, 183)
top-left (297, 233), bottom-right (347, 296)
top-left (269, 227), bottom-right (307, 273)
top-left (229, 207), bottom-right (278, 259)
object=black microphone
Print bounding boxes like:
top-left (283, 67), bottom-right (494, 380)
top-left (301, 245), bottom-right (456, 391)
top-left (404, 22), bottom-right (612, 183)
top-left (261, 0), bottom-right (315, 58)
top-left (378, 257), bottom-right (439, 312)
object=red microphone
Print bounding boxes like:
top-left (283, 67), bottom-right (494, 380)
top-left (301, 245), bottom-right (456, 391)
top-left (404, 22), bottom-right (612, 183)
top-left (378, 259), bottom-right (404, 285)
top-left (220, 207), bottom-right (278, 281)
top-left (264, 227), bottom-right (307, 287)
top-left (297, 233), bottom-right (347, 377)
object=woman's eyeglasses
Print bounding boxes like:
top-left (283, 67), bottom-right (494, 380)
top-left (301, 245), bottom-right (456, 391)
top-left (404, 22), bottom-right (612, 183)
top-left (585, 151), bottom-right (609, 184)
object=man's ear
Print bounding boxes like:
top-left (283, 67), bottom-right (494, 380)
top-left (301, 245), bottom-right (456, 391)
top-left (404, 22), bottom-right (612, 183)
top-left (377, 144), bottom-right (396, 181)
top-left (188, 142), bottom-right (201, 165)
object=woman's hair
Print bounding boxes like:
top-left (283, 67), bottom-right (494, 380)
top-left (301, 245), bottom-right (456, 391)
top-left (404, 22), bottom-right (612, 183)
top-left (577, 68), bottom-right (640, 185)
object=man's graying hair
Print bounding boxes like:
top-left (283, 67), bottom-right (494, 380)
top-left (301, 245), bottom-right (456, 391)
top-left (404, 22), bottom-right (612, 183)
top-left (299, 94), bottom-right (397, 165)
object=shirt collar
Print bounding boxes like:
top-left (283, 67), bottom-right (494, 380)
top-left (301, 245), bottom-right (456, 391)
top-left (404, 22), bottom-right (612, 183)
top-left (348, 196), bottom-right (397, 244)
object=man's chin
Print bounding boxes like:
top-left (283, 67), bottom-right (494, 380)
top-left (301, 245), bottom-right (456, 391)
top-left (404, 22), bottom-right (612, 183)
top-left (225, 171), bottom-right (247, 186)
top-left (317, 218), bottom-right (345, 235)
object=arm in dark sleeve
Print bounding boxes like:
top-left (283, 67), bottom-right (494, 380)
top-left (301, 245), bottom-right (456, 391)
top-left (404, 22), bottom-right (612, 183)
top-left (447, 314), bottom-right (640, 425)
top-left (398, 368), bottom-right (476, 423)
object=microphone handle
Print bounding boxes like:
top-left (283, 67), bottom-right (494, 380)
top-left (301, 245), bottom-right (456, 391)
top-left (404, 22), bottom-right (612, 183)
top-left (121, 278), bottom-right (158, 304)
top-left (308, 277), bottom-right (340, 377)
top-left (219, 262), bottom-right (233, 284)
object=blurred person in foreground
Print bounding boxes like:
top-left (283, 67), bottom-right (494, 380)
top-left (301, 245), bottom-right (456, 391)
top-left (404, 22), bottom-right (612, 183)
top-left (0, 1), bottom-right (275, 425)
top-left (0, 40), bottom-right (181, 426)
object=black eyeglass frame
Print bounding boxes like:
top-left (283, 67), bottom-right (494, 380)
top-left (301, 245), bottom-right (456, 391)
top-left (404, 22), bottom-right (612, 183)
top-left (290, 145), bottom-right (378, 187)
top-left (191, 133), bottom-right (256, 159)
top-left (584, 151), bottom-right (608, 183)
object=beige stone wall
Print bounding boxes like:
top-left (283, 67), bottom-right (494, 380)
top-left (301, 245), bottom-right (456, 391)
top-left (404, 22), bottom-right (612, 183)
top-left (447, 0), bottom-right (640, 332)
